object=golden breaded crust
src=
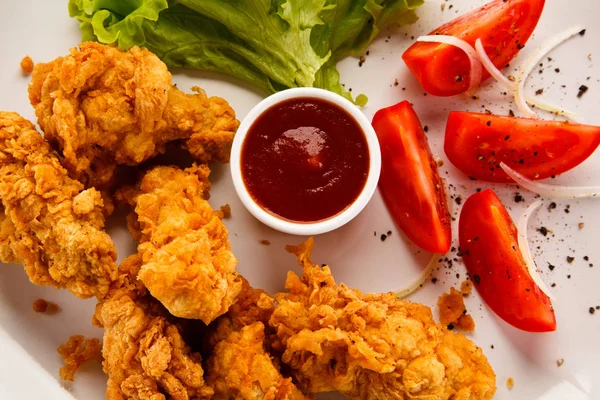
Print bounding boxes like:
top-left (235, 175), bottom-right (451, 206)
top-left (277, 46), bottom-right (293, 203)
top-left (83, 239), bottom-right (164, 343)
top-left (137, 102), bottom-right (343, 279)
top-left (269, 238), bottom-right (496, 400)
top-left (0, 111), bottom-right (117, 298)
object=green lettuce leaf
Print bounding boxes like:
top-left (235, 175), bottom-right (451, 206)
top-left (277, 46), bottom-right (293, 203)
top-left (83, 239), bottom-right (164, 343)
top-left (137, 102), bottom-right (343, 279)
top-left (68, 0), bottom-right (422, 105)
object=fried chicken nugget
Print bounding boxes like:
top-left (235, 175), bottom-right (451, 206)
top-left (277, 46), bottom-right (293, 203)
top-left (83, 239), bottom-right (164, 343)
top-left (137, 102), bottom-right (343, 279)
top-left (205, 279), bottom-right (312, 400)
top-left (95, 255), bottom-right (214, 400)
top-left (29, 42), bottom-right (238, 188)
top-left (269, 238), bottom-right (496, 400)
top-left (0, 112), bottom-right (117, 298)
top-left (121, 165), bottom-right (242, 323)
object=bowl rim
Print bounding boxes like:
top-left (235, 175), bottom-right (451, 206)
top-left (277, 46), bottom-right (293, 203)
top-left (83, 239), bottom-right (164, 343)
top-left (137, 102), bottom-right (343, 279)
top-left (230, 87), bottom-right (381, 236)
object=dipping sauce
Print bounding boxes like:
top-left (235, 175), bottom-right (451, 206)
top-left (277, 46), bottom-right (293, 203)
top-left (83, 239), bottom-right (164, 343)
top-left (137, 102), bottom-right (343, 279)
top-left (241, 97), bottom-right (369, 223)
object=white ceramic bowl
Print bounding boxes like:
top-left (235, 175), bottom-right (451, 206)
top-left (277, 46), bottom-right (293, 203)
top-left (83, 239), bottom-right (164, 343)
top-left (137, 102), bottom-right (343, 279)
top-left (230, 88), bottom-right (381, 235)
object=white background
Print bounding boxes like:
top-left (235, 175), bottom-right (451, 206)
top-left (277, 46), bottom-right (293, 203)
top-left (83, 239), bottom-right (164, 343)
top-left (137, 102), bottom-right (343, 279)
top-left (0, 0), bottom-right (599, 399)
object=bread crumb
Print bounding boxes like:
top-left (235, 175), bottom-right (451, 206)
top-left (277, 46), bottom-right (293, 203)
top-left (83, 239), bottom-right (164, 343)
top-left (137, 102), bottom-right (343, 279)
top-left (557, 359), bottom-right (564, 367)
top-left (57, 335), bottom-right (102, 381)
top-left (438, 287), bottom-right (475, 331)
top-left (216, 204), bottom-right (231, 219)
top-left (20, 56), bottom-right (34, 74)
top-left (260, 240), bottom-right (271, 246)
top-left (460, 279), bottom-right (472, 295)
top-left (32, 299), bottom-right (60, 314)
top-left (506, 377), bottom-right (514, 390)
top-left (456, 314), bottom-right (475, 332)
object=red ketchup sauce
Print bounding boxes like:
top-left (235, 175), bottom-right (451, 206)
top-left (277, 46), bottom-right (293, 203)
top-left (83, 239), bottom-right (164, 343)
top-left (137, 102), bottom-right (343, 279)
top-left (241, 97), bottom-right (370, 223)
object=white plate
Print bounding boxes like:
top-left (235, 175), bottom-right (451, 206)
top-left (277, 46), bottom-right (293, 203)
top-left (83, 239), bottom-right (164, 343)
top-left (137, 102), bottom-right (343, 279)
top-left (1, 1), bottom-right (599, 399)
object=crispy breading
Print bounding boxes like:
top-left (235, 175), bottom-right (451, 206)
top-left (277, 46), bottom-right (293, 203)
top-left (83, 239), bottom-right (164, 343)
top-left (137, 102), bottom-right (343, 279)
top-left (95, 255), bottom-right (214, 400)
top-left (438, 287), bottom-right (467, 326)
top-left (20, 56), bottom-right (34, 74)
top-left (121, 165), bottom-right (242, 323)
top-left (29, 42), bottom-right (238, 188)
top-left (57, 335), bottom-right (102, 381)
top-left (438, 287), bottom-right (475, 332)
top-left (205, 279), bottom-right (311, 400)
top-left (269, 238), bottom-right (496, 400)
top-left (0, 112), bottom-right (117, 299)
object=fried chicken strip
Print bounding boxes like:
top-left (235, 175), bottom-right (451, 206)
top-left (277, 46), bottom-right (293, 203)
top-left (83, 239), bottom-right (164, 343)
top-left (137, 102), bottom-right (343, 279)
top-left (29, 42), bottom-right (238, 188)
top-left (120, 164), bottom-right (242, 323)
top-left (95, 255), bottom-right (214, 400)
top-left (205, 279), bottom-right (312, 400)
top-left (0, 112), bottom-right (117, 298)
top-left (269, 238), bottom-right (496, 400)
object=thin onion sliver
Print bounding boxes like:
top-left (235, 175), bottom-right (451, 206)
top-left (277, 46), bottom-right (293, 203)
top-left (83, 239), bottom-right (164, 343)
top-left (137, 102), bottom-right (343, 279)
top-left (517, 200), bottom-right (555, 301)
top-left (475, 38), bottom-right (578, 120)
top-left (396, 253), bottom-right (439, 299)
top-left (514, 26), bottom-right (586, 119)
top-left (417, 35), bottom-right (482, 93)
top-left (501, 162), bottom-right (600, 199)
top-left (474, 39), bottom-right (513, 89)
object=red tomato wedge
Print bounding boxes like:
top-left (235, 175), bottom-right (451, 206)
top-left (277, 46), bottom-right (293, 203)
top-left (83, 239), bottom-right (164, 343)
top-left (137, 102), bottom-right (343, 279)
top-left (402, 0), bottom-right (545, 96)
top-left (459, 189), bottom-right (556, 332)
top-left (372, 101), bottom-right (451, 254)
top-left (445, 112), bottom-right (600, 182)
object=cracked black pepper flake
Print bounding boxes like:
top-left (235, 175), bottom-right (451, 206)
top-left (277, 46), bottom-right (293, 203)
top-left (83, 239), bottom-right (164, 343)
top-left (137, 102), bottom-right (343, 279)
top-left (579, 29), bottom-right (587, 36)
top-left (514, 194), bottom-right (523, 203)
top-left (486, 120), bottom-right (492, 126)
top-left (509, 109), bottom-right (515, 117)
top-left (447, 323), bottom-right (455, 330)
top-left (577, 85), bottom-right (589, 98)
top-left (387, 230), bottom-right (392, 236)
top-left (566, 256), bottom-right (575, 264)
top-left (590, 307), bottom-right (595, 315)
top-left (431, 277), bottom-right (438, 284)
top-left (548, 263), bottom-right (555, 271)
top-left (548, 202), bottom-right (557, 211)
top-left (535, 88), bottom-right (544, 95)
top-left (380, 234), bottom-right (387, 242)
top-left (455, 197), bottom-right (462, 205)
top-left (555, 68), bottom-right (560, 73)
top-left (584, 256), bottom-right (589, 261)
top-left (538, 227), bottom-right (549, 236)
top-left (424, 125), bottom-right (429, 133)
top-left (473, 274), bottom-right (481, 285)
top-left (567, 274), bottom-right (571, 279)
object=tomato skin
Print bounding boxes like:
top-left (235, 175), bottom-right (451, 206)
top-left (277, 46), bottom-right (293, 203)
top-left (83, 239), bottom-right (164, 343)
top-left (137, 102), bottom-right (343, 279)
top-left (459, 189), bottom-right (556, 332)
top-left (402, 0), bottom-right (545, 96)
top-left (445, 112), bottom-right (600, 182)
top-left (372, 101), bottom-right (451, 254)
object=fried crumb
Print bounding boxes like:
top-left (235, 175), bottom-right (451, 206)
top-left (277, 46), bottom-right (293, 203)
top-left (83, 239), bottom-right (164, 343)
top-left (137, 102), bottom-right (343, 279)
top-left (57, 335), bottom-right (102, 381)
top-left (460, 280), bottom-right (473, 295)
top-left (557, 359), bottom-right (564, 367)
top-left (438, 287), bottom-right (475, 331)
top-left (216, 204), bottom-right (231, 219)
top-left (259, 240), bottom-right (271, 246)
top-left (32, 299), bottom-right (60, 314)
top-left (506, 377), bottom-right (514, 390)
top-left (578, 222), bottom-right (585, 229)
top-left (20, 56), bottom-right (34, 74)
top-left (456, 314), bottom-right (475, 332)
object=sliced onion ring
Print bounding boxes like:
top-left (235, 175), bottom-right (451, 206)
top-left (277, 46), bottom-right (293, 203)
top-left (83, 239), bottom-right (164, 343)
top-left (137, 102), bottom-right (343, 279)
top-left (514, 25), bottom-right (586, 119)
top-left (417, 35), bottom-right (482, 93)
top-left (475, 38), bottom-right (578, 120)
top-left (396, 253), bottom-right (439, 299)
top-left (518, 200), bottom-right (555, 301)
top-left (474, 39), bottom-right (514, 89)
top-left (501, 162), bottom-right (600, 199)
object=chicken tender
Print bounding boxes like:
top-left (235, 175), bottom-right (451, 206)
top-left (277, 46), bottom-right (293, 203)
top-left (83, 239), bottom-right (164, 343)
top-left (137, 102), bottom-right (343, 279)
top-left (95, 254), bottom-right (214, 400)
top-left (29, 42), bottom-right (238, 188)
top-left (0, 112), bottom-right (117, 299)
top-left (269, 238), bottom-right (496, 400)
top-left (204, 279), bottom-right (311, 399)
top-left (121, 165), bottom-right (242, 323)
